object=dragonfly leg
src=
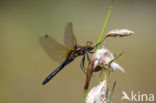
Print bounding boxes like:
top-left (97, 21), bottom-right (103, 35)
top-left (80, 55), bottom-right (87, 74)
top-left (88, 51), bottom-right (94, 54)
top-left (86, 53), bottom-right (91, 61)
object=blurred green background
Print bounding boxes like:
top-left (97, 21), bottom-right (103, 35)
top-left (0, 0), bottom-right (156, 103)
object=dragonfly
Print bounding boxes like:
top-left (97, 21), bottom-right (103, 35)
top-left (39, 23), bottom-right (100, 85)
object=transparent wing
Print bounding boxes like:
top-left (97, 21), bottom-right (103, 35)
top-left (64, 22), bottom-right (77, 49)
top-left (39, 34), bottom-right (67, 63)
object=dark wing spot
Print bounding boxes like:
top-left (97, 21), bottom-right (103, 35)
top-left (44, 34), bottom-right (49, 38)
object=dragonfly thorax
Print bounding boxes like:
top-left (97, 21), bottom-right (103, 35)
top-left (66, 46), bottom-right (86, 60)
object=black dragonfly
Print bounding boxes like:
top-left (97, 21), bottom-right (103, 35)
top-left (39, 23), bottom-right (99, 85)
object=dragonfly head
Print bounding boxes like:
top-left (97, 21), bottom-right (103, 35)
top-left (86, 41), bottom-right (94, 50)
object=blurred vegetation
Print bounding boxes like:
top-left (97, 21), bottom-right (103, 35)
top-left (0, 0), bottom-right (156, 103)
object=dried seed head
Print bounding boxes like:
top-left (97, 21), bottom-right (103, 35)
top-left (105, 29), bottom-right (134, 37)
top-left (91, 47), bottom-right (125, 72)
top-left (86, 80), bottom-right (110, 103)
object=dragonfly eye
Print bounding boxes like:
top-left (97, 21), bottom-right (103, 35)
top-left (86, 41), bottom-right (93, 49)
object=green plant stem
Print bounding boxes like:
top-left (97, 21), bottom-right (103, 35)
top-left (83, 89), bottom-right (88, 103)
top-left (110, 81), bottom-right (116, 100)
top-left (109, 51), bottom-right (124, 65)
top-left (96, 0), bottom-right (114, 50)
top-left (102, 65), bottom-right (111, 80)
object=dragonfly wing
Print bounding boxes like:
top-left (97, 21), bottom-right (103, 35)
top-left (39, 34), bottom-right (67, 63)
top-left (64, 22), bottom-right (77, 49)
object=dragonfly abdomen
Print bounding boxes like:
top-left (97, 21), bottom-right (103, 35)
top-left (42, 59), bottom-right (72, 85)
